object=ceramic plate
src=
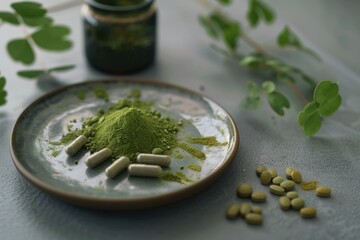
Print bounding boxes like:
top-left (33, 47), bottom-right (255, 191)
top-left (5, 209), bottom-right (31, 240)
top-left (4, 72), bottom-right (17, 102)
top-left (10, 79), bottom-right (239, 210)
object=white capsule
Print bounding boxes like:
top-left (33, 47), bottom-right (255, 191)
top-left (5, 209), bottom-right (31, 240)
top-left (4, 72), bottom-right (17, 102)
top-left (137, 153), bottom-right (171, 167)
top-left (105, 156), bottom-right (130, 178)
top-left (128, 164), bottom-right (162, 178)
top-left (85, 148), bottom-right (112, 168)
top-left (65, 135), bottom-right (87, 156)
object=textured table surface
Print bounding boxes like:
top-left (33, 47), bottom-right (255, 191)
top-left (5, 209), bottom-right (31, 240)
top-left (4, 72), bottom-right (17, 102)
top-left (1, 1), bottom-right (360, 239)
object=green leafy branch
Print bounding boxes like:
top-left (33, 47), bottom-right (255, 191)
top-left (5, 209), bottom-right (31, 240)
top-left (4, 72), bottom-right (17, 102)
top-left (0, 1), bottom-right (75, 79)
top-left (0, 74), bottom-right (7, 107)
top-left (199, 0), bottom-right (342, 136)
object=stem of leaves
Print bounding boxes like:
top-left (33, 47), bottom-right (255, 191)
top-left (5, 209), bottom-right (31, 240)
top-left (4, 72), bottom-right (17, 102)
top-left (199, 0), bottom-right (342, 136)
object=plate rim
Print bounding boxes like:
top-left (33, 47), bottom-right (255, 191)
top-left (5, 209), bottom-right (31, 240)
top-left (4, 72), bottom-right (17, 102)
top-left (10, 78), bottom-right (240, 210)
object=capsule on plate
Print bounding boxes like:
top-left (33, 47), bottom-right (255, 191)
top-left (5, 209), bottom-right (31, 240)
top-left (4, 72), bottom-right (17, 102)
top-left (128, 164), bottom-right (162, 178)
top-left (137, 153), bottom-right (171, 167)
top-left (105, 156), bottom-right (130, 178)
top-left (85, 148), bottom-right (112, 168)
top-left (65, 135), bottom-right (87, 156)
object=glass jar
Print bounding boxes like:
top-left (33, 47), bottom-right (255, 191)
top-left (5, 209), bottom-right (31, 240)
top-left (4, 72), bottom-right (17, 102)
top-left (82, 0), bottom-right (157, 74)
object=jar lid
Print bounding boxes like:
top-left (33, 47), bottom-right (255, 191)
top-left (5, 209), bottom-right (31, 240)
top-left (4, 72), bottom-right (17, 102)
top-left (87, 0), bottom-right (154, 16)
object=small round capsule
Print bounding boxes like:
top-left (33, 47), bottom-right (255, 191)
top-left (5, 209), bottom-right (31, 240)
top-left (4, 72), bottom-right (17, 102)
top-left (260, 171), bottom-right (272, 185)
top-left (286, 167), bottom-right (296, 179)
top-left (237, 183), bottom-right (253, 198)
top-left (256, 165), bottom-right (266, 177)
top-left (286, 191), bottom-right (299, 199)
top-left (316, 186), bottom-right (331, 197)
top-left (291, 198), bottom-right (305, 210)
top-left (252, 206), bottom-right (262, 214)
top-left (300, 207), bottom-right (317, 218)
top-left (239, 203), bottom-right (252, 217)
top-left (65, 135), bottom-right (87, 156)
top-left (85, 148), bottom-right (112, 168)
top-left (280, 180), bottom-right (295, 191)
top-left (268, 168), bottom-right (278, 178)
top-left (251, 192), bottom-right (267, 203)
top-left (272, 176), bottom-right (284, 185)
top-left (291, 170), bottom-right (302, 183)
top-left (245, 213), bottom-right (263, 225)
top-left (128, 164), bottom-right (162, 178)
top-left (137, 153), bottom-right (171, 167)
top-left (105, 156), bottom-right (130, 178)
top-left (270, 185), bottom-right (285, 196)
top-left (226, 203), bottom-right (241, 219)
top-left (279, 196), bottom-right (291, 210)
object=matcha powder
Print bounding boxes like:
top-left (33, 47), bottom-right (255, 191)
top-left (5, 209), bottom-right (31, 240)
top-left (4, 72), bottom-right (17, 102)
top-left (63, 103), bottom-right (180, 161)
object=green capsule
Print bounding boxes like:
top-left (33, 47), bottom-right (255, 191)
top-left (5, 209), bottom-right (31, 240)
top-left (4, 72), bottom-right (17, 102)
top-left (260, 171), bottom-right (272, 185)
top-left (226, 203), bottom-right (241, 219)
top-left (280, 180), bottom-right (295, 191)
top-left (270, 185), bottom-right (285, 196)
top-left (245, 213), bottom-right (263, 225)
top-left (256, 165), bottom-right (266, 177)
top-left (237, 183), bottom-right (253, 198)
top-left (291, 198), bottom-right (305, 210)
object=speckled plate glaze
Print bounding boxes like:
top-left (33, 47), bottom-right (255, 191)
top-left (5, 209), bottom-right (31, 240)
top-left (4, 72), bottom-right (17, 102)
top-left (10, 79), bottom-right (239, 210)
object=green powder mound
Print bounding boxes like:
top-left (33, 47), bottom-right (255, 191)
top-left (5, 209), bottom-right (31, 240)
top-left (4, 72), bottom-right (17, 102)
top-left (86, 107), bottom-right (179, 161)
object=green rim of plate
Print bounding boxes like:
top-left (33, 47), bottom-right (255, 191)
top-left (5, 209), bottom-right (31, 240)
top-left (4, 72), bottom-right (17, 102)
top-left (10, 78), bottom-right (240, 210)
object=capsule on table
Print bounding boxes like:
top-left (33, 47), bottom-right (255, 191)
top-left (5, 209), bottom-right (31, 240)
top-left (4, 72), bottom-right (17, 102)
top-left (65, 135), bottom-right (87, 156)
top-left (137, 153), bottom-right (171, 167)
top-left (105, 156), bottom-right (130, 178)
top-left (128, 164), bottom-right (162, 178)
top-left (85, 148), bottom-right (112, 168)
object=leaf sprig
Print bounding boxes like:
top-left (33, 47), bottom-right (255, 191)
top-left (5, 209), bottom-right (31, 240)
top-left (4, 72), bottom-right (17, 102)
top-left (199, 0), bottom-right (342, 136)
top-left (0, 1), bottom-right (74, 80)
top-left (0, 75), bottom-right (8, 106)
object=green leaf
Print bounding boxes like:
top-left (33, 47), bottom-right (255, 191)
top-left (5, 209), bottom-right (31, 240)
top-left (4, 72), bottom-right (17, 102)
top-left (0, 11), bottom-right (20, 25)
top-left (199, 16), bottom-right (219, 39)
top-left (208, 12), bottom-right (241, 51)
top-left (298, 110), bottom-right (322, 136)
top-left (277, 26), bottom-right (321, 61)
top-left (23, 16), bottom-right (53, 27)
top-left (247, 8), bottom-right (259, 27)
top-left (262, 81), bottom-right (275, 93)
top-left (217, 0), bottom-right (231, 5)
top-left (277, 26), bottom-right (291, 46)
top-left (241, 96), bottom-right (262, 109)
top-left (256, 0), bottom-right (275, 23)
top-left (17, 69), bottom-right (45, 79)
top-left (247, 0), bottom-right (275, 27)
top-left (49, 64), bottom-right (75, 72)
top-left (247, 0), bottom-right (259, 27)
top-left (32, 25), bottom-right (72, 51)
top-left (0, 77), bottom-right (5, 89)
top-left (298, 102), bottom-right (318, 127)
top-left (7, 38), bottom-right (35, 65)
top-left (0, 76), bottom-right (7, 106)
top-left (240, 55), bottom-right (262, 66)
top-left (318, 95), bottom-right (342, 116)
top-left (314, 80), bottom-right (339, 105)
top-left (267, 91), bottom-right (290, 116)
top-left (11, 1), bottom-right (46, 18)
top-left (247, 81), bottom-right (261, 98)
top-left (223, 22), bottom-right (240, 50)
